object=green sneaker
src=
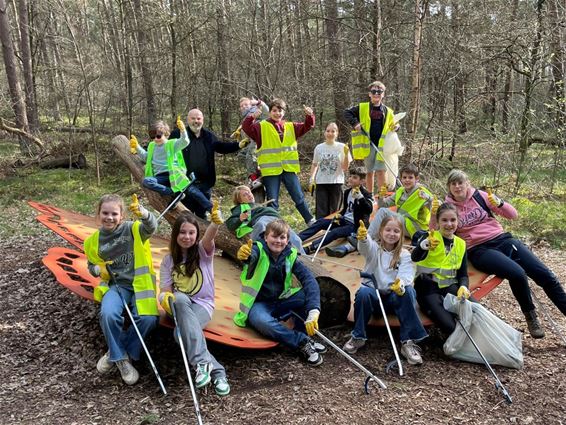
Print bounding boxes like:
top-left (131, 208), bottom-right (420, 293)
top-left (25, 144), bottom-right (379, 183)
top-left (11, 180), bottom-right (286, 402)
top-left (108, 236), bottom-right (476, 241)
top-left (195, 363), bottom-right (212, 388)
top-left (213, 377), bottom-right (230, 396)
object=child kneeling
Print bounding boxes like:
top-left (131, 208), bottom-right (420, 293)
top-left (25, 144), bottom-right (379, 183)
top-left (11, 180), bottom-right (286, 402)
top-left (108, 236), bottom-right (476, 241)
top-left (234, 219), bottom-right (326, 366)
top-left (343, 215), bottom-right (428, 365)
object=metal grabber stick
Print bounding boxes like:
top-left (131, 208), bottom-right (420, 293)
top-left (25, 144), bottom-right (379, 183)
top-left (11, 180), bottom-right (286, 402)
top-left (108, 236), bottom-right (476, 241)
top-left (114, 285), bottom-right (167, 395)
top-left (169, 298), bottom-right (204, 425)
top-left (311, 217), bottom-right (336, 262)
top-left (531, 290), bottom-right (566, 347)
top-left (157, 173), bottom-right (196, 222)
top-left (289, 311), bottom-right (386, 392)
top-left (359, 128), bottom-right (402, 188)
top-left (455, 301), bottom-right (512, 404)
top-left (359, 272), bottom-right (404, 376)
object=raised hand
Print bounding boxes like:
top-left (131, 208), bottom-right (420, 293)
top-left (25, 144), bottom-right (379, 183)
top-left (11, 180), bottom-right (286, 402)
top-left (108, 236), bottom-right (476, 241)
top-left (357, 220), bottom-right (367, 241)
top-left (379, 185), bottom-right (388, 199)
top-left (487, 187), bottom-right (502, 208)
top-left (210, 200), bottom-right (224, 225)
top-left (303, 104), bottom-right (314, 116)
top-left (129, 135), bottom-right (138, 154)
top-left (176, 115), bottom-right (186, 133)
top-left (129, 194), bottom-right (148, 219)
top-left (237, 239), bottom-right (253, 261)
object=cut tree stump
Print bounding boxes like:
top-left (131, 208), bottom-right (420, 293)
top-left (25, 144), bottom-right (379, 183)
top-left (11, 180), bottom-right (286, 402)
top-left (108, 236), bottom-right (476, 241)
top-left (110, 135), bottom-right (351, 327)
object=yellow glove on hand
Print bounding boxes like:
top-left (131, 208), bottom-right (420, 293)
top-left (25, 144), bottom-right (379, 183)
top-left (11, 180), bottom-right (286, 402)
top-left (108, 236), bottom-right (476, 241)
top-left (431, 196), bottom-right (440, 216)
top-left (305, 309), bottom-right (320, 337)
top-left (457, 286), bottom-right (471, 301)
top-left (487, 188), bottom-right (502, 208)
top-left (428, 231), bottom-right (440, 250)
top-left (129, 135), bottom-right (138, 154)
top-left (237, 239), bottom-right (253, 261)
top-left (239, 138), bottom-right (250, 149)
top-left (99, 261), bottom-right (113, 281)
top-left (176, 115), bottom-right (186, 133)
top-left (210, 200), bottom-right (223, 224)
top-left (379, 185), bottom-right (388, 198)
top-left (230, 125), bottom-right (242, 140)
top-left (333, 213), bottom-right (342, 224)
top-left (129, 194), bottom-right (148, 219)
top-left (161, 292), bottom-right (176, 316)
top-left (308, 178), bottom-right (316, 195)
top-left (390, 278), bottom-right (406, 296)
top-left (343, 144), bottom-right (350, 157)
top-left (357, 220), bottom-right (367, 241)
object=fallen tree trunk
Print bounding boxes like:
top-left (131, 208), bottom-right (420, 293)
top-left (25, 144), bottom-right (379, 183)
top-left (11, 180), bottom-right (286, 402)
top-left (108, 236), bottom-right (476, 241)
top-left (39, 154), bottom-right (87, 169)
top-left (110, 135), bottom-right (350, 326)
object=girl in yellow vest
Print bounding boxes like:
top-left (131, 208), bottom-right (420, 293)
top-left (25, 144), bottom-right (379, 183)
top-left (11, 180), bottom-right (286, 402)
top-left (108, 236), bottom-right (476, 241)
top-left (159, 206), bottom-right (230, 396)
top-left (411, 203), bottom-right (471, 335)
top-left (84, 194), bottom-right (159, 386)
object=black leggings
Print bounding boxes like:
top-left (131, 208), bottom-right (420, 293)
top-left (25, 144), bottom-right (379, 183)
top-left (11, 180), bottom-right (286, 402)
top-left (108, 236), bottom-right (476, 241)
top-left (468, 233), bottom-right (566, 316)
top-left (415, 279), bottom-right (459, 334)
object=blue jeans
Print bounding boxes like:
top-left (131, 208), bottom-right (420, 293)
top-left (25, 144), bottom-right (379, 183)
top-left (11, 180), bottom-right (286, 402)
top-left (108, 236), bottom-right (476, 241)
top-left (183, 182), bottom-right (213, 218)
top-left (298, 218), bottom-right (354, 250)
top-left (99, 286), bottom-right (159, 362)
top-left (142, 174), bottom-right (173, 196)
top-left (351, 285), bottom-right (428, 343)
top-left (247, 291), bottom-right (309, 350)
top-left (263, 172), bottom-right (313, 224)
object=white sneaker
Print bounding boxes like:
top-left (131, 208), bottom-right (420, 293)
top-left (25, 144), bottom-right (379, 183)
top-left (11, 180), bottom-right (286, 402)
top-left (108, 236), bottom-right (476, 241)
top-left (96, 351), bottom-right (114, 375)
top-left (195, 363), bottom-right (213, 388)
top-left (116, 359), bottom-right (139, 385)
top-left (307, 218), bottom-right (317, 227)
top-left (343, 337), bottom-right (366, 354)
top-left (401, 340), bottom-right (423, 365)
top-left (213, 377), bottom-right (230, 396)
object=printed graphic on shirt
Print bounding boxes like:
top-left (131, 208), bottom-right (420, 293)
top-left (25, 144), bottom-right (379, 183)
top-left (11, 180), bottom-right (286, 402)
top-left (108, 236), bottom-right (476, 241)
top-left (318, 152), bottom-right (340, 176)
top-left (173, 265), bottom-right (204, 296)
top-left (457, 206), bottom-right (489, 230)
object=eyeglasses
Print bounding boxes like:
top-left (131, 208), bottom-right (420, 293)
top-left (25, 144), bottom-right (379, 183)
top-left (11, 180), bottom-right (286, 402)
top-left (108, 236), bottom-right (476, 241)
top-left (370, 89), bottom-right (384, 95)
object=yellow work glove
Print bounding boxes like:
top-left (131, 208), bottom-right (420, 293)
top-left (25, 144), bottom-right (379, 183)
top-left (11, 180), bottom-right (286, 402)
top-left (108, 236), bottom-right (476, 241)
top-left (431, 196), bottom-right (440, 217)
top-left (487, 188), bottom-right (502, 208)
top-left (457, 286), bottom-right (471, 301)
top-left (308, 177), bottom-right (316, 194)
top-left (237, 239), bottom-right (253, 261)
top-left (343, 144), bottom-right (350, 157)
top-left (333, 213), bottom-right (342, 224)
top-left (98, 261), bottom-right (113, 281)
top-left (161, 292), bottom-right (176, 316)
top-left (305, 309), bottom-right (320, 337)
top-left (420, 231), bottom-right (439, 250)
top-left (357, 220), bottom-right (367, 241)
top-left (176, 115), bottom-right (186, 133)
top-left (379, 185), bottom-right (388, 198)
top-left (239, 138), bottom-right (251, 149)
top-left (129, 194), bottom-right (148, 219)
top-left (230, 125), bottom-right (242, 140)
top-left (129, 135), bottom-right (138, 154)
top-left (210, 200), bottom-right (224, 225)
top-left (390, 278), bottom-right (406, 296)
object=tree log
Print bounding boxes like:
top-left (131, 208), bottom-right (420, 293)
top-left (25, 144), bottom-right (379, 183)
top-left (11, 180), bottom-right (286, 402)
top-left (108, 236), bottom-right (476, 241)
top-left (39, 153), bottom-right (87, 169)
top-left (110, 135), bottom-right (350, 326)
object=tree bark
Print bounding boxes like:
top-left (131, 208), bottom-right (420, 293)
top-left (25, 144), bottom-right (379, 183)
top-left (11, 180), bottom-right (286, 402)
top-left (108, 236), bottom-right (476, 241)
top-left (17, 0), bottom-right (39, 133)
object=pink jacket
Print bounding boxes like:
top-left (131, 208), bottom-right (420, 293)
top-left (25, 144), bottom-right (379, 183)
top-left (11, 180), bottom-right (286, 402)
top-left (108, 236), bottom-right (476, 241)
top-left (438, 187), bottom-right (518, 249)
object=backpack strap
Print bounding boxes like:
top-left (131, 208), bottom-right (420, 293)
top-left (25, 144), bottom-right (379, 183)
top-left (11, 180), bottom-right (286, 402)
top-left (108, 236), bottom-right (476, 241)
top-left (472, 189), bottom-right (494, 218)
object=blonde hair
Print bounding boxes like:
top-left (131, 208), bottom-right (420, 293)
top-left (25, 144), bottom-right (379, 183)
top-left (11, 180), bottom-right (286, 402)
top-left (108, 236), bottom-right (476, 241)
top-left (368, 81), bottom-right (386, 91)
top-left (265, 219), bottom-right (290, 238)
top-left (95, 194), bottom-right (124, 223)
top-left (239, 97), bottom-right (251, 105)
top-left (378, 214), bottom-right (404, 269)
top-left (233, 185), bottom-right (251, 205)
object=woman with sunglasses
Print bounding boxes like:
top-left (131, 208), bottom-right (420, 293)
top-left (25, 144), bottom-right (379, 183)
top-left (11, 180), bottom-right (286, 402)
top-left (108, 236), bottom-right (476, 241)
top-left (344, 81), bottom-right (398, 194)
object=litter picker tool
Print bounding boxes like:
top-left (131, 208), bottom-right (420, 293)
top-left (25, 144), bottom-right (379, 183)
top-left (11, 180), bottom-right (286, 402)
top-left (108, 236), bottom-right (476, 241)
top-left (359, 127), bottom-right (402, 187)
top-left (289, 311), bottom-right (386, 393)
top-left (455, 302), bottom-right (512, 404)
top-left (531, 290), bottom-right (566, 347)
top-left (359, 272), bottom-right (404, 376)
top-left (156, 173), bottom-right (196, 222)
top-left (169, 298), bottom-right (204, 425)
top-left (310, 218), bottom-right (335, 262)
top-left (108, 266), bottom-right (167, 395)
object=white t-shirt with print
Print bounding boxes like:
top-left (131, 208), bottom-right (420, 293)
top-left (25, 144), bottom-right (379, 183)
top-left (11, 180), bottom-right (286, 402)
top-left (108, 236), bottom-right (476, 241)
top-left (313, 142), bottom-right (349, 184)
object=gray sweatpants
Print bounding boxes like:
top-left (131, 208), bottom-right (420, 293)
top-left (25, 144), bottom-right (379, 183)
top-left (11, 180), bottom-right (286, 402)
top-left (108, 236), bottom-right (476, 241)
top-left (250, 216), bottom-right (306, 255)
top-left (173, 292), bottom-right (226, 379)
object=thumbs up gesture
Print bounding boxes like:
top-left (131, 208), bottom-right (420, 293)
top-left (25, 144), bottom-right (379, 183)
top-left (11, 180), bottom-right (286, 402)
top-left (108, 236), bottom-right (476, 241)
top-left (237, 239), bottom-right (253, 261)
top-left (431, 196), bottom-right (440, 216)
top-left (378, 185), bottom-right (388, 199)
top-left (129, 194), bottom-right (148, 219)
top-left (357, 220), bottom-right (368, 241)
top-left (176, 115), bottom-right (186, 133)
top-left (303, 104), bottom-right (314, 116)
top-left (486, 187), bottom-right (502, 208)
top-left (129, 135), bottom-right (138, 154)
top-left (210, 200), bottom-right (224, 224)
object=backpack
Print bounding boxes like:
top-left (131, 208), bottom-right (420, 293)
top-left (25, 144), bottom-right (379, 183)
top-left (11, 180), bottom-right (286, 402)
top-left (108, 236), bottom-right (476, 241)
top-left (472, 189), bottom-right (494, 218)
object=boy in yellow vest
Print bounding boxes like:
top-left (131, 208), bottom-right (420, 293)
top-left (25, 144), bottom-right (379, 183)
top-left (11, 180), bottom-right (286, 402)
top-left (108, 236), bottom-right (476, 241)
top-left (233, 219), bottom-right (326, 366)
top-left (368, 164), bottom-right (435, 239)
top-left (130, 117), bottom-right (192, 208)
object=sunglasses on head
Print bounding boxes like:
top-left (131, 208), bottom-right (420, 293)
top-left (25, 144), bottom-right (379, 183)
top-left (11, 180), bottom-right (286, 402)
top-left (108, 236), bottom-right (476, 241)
top-left (370, 89), bottom-right (384, 95)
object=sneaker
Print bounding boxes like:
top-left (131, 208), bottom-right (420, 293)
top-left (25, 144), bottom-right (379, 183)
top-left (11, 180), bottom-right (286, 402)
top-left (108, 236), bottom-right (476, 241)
top-left (304, 245), bottom-right (315, 255)
top-left (96, 351), bottom-right (114, 374)
top-left (213, 377), bottom-right (231, 396)
top-left (116, 359), bottom-right (139, 385)
top-left (299, 339), bottom-right (323, 366)
top-left (401, 340), bottom-right (423, 365)
top-left (195, 362), bottom-right (213, 388)
top-left (524, 310), bottom-right (545, 338)
top-left (309, 338), bottom-right (327, 354)
top-left (307, 218), bottom-right (317, 227)
top-left (343, 337), bottom-right (366, 354)
top-left (325, 243), bottom-right (355, 258)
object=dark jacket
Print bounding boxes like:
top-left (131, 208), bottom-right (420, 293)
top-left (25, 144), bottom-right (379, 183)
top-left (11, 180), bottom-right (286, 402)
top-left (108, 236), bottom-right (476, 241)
top-left (341, 186), bottom-right (374, 229)
top-left (244, 236), bottom-right (320, 311)
top-left (344, 103), bottom-right (389, 146)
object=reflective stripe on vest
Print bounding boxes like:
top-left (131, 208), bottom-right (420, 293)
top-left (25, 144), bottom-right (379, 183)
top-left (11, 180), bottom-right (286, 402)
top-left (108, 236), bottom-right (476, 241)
top-left (394, 186), bottom-right (432, 237)
top-left (233, 242), bottom-right (300, 327)
top-left (257, 121), bottom-right (299, 176)
top-left (235, 204), bottom-right (253, 238)
top-left (351, 102), bottom-right (395, 160)
top-left (144, 140), bottom-right (191, 192)
top-left (416, 231), bottom-right (466, 288)
top-left (83, 222), bottom-right (159, 315)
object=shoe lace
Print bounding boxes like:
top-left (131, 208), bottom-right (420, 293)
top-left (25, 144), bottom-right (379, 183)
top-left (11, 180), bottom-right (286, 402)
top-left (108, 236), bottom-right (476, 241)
top-left (116, 359), bottom-right (132, 373)
top-left (196, 363), bottom-right (209, 375)
top-left (405, 341), bottom-right (421, 357)
top-left (301, 342), bottom-right (316, 356)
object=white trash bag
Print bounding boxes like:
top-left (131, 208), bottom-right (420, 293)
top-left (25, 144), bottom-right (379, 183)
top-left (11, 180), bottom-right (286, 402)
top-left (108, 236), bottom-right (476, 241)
top-left (382, 112), bottom-right (406, 191)
top-left (443, 294), bottom-right (523, 369)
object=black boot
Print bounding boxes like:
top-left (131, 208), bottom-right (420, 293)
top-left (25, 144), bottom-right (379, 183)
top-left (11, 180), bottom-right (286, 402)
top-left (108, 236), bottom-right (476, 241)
top-left (524, 309), bottom-right (545, 338)
top-left (325, 242), bottom-right (355, 258)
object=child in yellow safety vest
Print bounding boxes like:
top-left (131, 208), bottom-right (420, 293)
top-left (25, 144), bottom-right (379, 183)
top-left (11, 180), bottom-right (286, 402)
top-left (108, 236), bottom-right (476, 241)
top-left (158, 205), bottom-right (230, 396)
top-left (226, 185), bottom-right (305, 253)
top-left (84, 194), bottom-right (159, 386)
top-left (130, 117), bottom-right (191, 206)
top-left (233, 219), bottom-right (326, 366)
top-left (411, 203), bottom-right (471, 335)
top-left (369, 163), bottom-right (435, 239)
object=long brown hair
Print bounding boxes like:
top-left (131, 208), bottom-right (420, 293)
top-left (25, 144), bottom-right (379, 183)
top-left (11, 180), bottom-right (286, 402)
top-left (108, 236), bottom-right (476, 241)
top-left (170, 212), bottom-right (201, 277)
top-left (377, 214), bottom-right (404, 269)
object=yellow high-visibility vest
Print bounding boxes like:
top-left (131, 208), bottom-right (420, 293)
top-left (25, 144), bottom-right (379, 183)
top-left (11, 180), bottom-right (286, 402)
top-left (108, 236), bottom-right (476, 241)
top-left (257, 121), bottom-right (300, 176)
top-left (351, 102), bottom-right (395, 160)
top-left (394, 186), bottom-right (432, 236)
top-left (416, 231), bottom-right (466, 288)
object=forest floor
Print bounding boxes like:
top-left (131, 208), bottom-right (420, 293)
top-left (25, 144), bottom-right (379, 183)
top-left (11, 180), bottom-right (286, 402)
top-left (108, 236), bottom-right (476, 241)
top-left (1, 204), bottom-right (566, 425)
